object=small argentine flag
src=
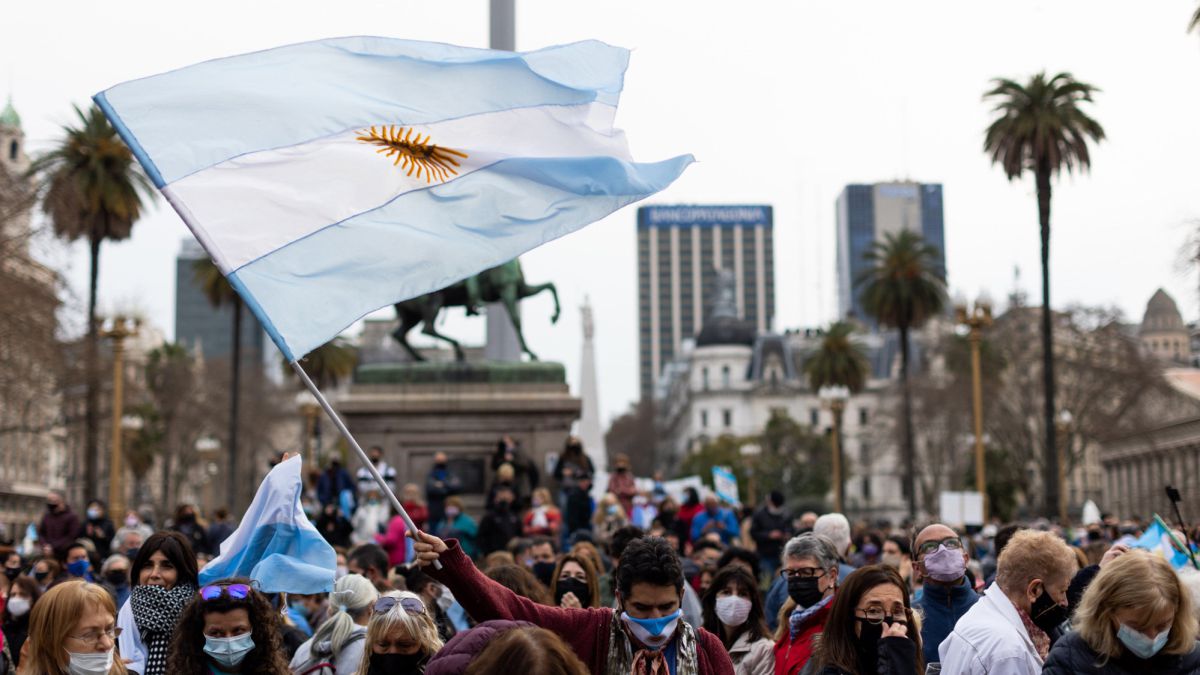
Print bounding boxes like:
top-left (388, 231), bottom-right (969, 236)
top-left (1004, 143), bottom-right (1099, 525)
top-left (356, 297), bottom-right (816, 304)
top-left (1131, 514), bottom-right (1194, 570)
top-left (95, 37), bottom-right (692, 361)
top-left (199, 455), bottom-right (336, 593)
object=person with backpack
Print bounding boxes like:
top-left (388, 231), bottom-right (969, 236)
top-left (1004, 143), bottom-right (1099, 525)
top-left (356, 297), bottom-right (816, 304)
top-left (290, 574), bottom-right (378, 675)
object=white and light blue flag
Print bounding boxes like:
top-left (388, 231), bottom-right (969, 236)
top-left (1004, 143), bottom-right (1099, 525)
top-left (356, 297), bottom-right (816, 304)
top-left (199, 455), bottom-right (335, 593)
top-left (1131, 514), bottom-right (1193, 570)
top-left (95, 37), bottom-right (693, 360)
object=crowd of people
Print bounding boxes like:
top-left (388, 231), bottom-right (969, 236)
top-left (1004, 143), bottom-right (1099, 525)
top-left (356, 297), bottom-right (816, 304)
top-left (6, 435), bottom-right (1200, 674)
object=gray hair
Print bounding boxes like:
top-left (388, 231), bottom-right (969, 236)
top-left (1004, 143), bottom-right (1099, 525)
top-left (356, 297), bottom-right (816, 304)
top-left (100, 554), bottom-right (130, 576)
top-left (813, 513), bottom-right (851, 556)
top-left (782, 533), bottom-right (840, 571)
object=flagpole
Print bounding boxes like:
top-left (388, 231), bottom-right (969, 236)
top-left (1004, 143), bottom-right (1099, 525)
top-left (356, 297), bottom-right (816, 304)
top-left (289, 361), bottom-right (441, 569)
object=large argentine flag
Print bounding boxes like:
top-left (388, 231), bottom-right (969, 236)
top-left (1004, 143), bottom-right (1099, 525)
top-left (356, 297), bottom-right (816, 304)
top-left (199, 455), bottom-right (336, 593)
top-left (95, 37), bottom-right (692, 361)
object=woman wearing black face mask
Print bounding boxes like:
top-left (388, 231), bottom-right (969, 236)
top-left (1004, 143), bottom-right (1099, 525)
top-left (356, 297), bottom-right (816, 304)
top-left (773, 533), bottom-right (840, 675)
top-left (355, 591), bottom-right (443, 675)
top-left (3, 552), bottom-right (23, 583)
top-left (810, 565), bottom-right (922, 675)
top-left (550, 554), bottom-right (599, 610)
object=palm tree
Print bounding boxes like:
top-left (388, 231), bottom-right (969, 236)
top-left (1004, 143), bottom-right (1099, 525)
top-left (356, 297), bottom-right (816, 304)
top-left (193, 258), bottom-right (245, 509)
top-left (858, 230), bottom-right (947, 520)
top-left (34, 105), bottom-right (153, 497)
top-left (805, 321), bottom-right (870, 512)
top-left (286, 337), bottom-right (358, 390)
top-left (983, 72), bottom-right (1104, 519)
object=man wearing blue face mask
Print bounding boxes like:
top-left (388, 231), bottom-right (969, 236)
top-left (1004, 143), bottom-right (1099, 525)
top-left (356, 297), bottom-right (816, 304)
top-left (413, 529), bottom-right (734, 674)
top-left (65, 543), bottom-right (96, 583)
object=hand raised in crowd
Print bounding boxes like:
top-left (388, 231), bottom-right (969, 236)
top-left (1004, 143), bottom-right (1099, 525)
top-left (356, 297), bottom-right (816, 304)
top-left (411, 529), bottom-right (449, 567)
top-left (1100, 542), bottom-right (1129, 567)
top-left (559, 591), bottom-right (582, 609)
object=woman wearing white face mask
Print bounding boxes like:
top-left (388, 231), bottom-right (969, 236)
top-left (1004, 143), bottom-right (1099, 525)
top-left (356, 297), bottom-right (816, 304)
top-left (22, 580), bottom-right (124, 675)
top-left (4, 574), bottom-right (42, 668)
top-left (165, 579), bottom-right (290, 675)
top-left (701, 566), bottom-right (774, 675)
top-left (1044, 550), bottom-right (1200, 674)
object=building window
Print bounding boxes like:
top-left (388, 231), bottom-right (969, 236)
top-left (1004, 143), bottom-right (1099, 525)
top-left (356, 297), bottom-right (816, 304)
top-left (810, 408), bottom-right (819, 426)
top-left (859, 408), bottom-right (868, 425)
top-left (722, 409), bottom-right (732, 428)
top-left (702, 367), bottom-right (709, 391)
top-left (700, 410), bottom-right (708, 428)
top-left (721, 365), bottom-right (731, 389)
top-left (863, 476), bottom-right (872, 500)
top-left (8, 140), bottom-right (16, 161)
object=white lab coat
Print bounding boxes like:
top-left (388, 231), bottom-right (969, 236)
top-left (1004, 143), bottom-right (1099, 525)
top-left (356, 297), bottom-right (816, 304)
top-left (938, 583), bottom-right (1043, 675)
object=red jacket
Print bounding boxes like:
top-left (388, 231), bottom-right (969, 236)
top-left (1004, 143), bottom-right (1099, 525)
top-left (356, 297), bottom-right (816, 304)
top-left (774, 600), bottom-right (832, 675)
top-left (522, 507), bottom-right (562, 537)
top-left (429, 540), bottom-right (734, 675)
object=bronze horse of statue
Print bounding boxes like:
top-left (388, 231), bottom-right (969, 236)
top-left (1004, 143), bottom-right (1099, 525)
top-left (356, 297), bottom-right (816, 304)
top-left (392, 259), bottom-right (560, 362)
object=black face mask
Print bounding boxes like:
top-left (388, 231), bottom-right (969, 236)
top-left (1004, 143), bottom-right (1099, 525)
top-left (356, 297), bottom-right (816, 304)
top-left (855, 620), bottom-right (884, 675)
top-left (532, 561), bottom-right (557, 587)
top-left (367, 652), bottom-right (424, 675)
top-left (1030, 587), bottom-right (1069, 634)
top-left (32, 571), bottom-right (48, 582)
top-left (105, 570), bottom-right (129, 587)
top-left (4, 568), bottom-right (20, 581)
top-left (555, 577), bottom-right (591, 608)
top-left (787, 576), bottom-right (824, 608)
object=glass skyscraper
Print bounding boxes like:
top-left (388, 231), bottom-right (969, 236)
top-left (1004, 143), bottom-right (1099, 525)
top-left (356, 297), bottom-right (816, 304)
top-left (637, 205), bottom-right (775, 399)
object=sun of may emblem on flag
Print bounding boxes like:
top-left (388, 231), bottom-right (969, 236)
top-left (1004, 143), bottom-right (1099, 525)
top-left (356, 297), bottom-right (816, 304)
top-left (356, 125), bottom-right (468, 183)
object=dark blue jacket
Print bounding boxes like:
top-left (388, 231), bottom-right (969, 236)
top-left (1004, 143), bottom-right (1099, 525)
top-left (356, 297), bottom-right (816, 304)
top-left (915, 576), bottom-right (980, 666)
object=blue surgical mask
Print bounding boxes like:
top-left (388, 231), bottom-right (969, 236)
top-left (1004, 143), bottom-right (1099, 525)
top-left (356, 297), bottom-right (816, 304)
top-left (620, 609), bottom-right (682, 650)
top-left (1117, 623), bottom-right (1170, 659)
top-left (67, 559), bottom-right (90, 577)
top-left (204, 632), bottom-right (255, 669)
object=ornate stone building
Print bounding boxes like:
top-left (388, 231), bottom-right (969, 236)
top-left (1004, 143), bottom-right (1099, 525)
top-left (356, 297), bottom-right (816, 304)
top-left (1140, 289), bottom-right (1192, 365)
top-left (0, 96), bottom-right (67, 542)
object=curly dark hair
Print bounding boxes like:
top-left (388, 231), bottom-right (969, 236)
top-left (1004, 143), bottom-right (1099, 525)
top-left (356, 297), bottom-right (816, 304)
top-left (131, 531), bottom-right (199, 588)
top-left (166, 578), bottom-right (290, 675)
top-left (615, 536), bottom-right (683, 599)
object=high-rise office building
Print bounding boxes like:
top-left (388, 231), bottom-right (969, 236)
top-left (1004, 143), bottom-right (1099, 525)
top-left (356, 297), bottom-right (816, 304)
top-left (637, 205), bottom-right (775, 399)
top-left (836, 182), bottom-right (945, 324)
top-left (175, 238), bottom-right (267, 365)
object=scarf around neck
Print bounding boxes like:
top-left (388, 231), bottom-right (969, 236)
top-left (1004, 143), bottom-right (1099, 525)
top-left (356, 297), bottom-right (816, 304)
top-left (131, 583), bottom-right (197, 675)
top-left (789, 594), bottom-right (833, 639)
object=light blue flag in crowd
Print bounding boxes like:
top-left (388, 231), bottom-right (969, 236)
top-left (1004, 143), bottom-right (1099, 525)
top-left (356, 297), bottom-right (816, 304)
top-left (1131, 514), bottom-right (1193, 570)
top-left (94, 36), bottom-right (693, 361)
top-left (199, 455), bottom-right (335, 593)
top-left (712, 466), bottom-right (740, 506)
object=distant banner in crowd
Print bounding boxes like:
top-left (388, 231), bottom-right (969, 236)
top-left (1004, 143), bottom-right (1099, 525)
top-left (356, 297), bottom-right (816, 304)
top-left (94, 36), bottom-right (692, 362)
top-left (199, 455), bottom-right (336, 593)
top-left (1132, 513), bottom-right (1194, 570)
top-left (712, 466), bottom-right (739, 506)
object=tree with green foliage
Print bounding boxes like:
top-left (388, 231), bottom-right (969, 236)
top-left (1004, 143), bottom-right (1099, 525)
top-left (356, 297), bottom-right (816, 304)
top-left (34, 105), bottom-right (153, 497)
top-left (983, 71), bottom-right (1104, 518)
top-left (285, 337), bottom-right (358, 390)
top-left (804, 321), bottom-right (869, 510)
top-left (858, 230), bottom-right (946, 520)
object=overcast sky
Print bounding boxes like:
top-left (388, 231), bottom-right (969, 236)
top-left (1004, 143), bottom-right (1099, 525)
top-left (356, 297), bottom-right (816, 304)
top-left (6, 0), bottom-right (1200, 425)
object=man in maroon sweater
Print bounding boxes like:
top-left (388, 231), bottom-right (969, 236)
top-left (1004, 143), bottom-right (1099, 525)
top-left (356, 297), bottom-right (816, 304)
top-left (413, 530), bottom-right (734, 675)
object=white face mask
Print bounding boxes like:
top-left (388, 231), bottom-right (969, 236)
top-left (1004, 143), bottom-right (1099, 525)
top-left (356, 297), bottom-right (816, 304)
top-left (6, 596), bottom-right (30, 617)
top-left (715, 595), bottom-right (752, 627)
top-left (67, 648), bottom-right (114, 675)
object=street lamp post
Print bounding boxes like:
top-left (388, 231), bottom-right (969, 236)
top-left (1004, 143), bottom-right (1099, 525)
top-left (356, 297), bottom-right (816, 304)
top-left (819, 386), bottom-right (850, 513)
top-left (739, 443), bottom-right (761, 506)
top-left (295, 391), bottom-right (321, 467)
top-left (101, 316), bottom-right (139, 520)
top-left (955, 294), bottom-right (993, 521)
top-left (1056, 410), bottom-right (1073, 525)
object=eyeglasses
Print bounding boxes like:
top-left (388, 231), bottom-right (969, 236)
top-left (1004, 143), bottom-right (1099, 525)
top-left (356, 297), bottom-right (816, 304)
top-left (374, 596), bottom-right (426, 615)
top-left (780, 567), bottom-right (827, 580)
top-left (916, 537), bottom-right (963, 557)
top-left (855, 608), bottom-right (908, 625)
top-left (68, 627), bottom-right (122, 646)
top-left (199, 583), bottom-right (251, 602)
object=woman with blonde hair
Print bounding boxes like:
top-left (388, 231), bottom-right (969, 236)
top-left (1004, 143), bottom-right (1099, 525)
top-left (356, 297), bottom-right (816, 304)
top-left (290, 574), bottom-right (378, 675)
top-left (591, 493), bottom-right (627, 546)
top-left (1044, 550), bottom-right (1200, 673)
top-left (522, 488), bottom-right (562, 539)
top-left (23, 580), bottom-right (125, 675)
top-left (354, 591), bottom-right (443, 675)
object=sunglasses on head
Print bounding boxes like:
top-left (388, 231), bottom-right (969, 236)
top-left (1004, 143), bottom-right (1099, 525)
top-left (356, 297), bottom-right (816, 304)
top-left (199, 583), bottom-right (252, 602)
top-left (374, 596), bottom-right (426, 615)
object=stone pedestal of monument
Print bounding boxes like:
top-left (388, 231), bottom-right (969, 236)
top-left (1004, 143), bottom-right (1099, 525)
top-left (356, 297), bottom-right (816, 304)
top-left (338, 361), bottom-right (581, 512)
